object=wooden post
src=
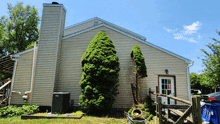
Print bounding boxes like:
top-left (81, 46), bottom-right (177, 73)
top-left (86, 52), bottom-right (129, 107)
top-left (166, 90), bottom-right (170, 118)
top-left (196, 96), bottom-right (202, 124)
top-left (155, 93), bottom-right (158, 115)
top-left (155, 86), bottom-right (158, 117)
top-left (191, 96), bottom-right (197, 124)
top-left (149, 88), bottom-right (151, 98)
top-left (156, 86), bottom-right (158, 93)
top-left (158, 96), bottom-right (162, 124)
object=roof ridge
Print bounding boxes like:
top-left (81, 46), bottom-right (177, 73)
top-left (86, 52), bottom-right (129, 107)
top-left (64, 17), bottom-right (146, 40)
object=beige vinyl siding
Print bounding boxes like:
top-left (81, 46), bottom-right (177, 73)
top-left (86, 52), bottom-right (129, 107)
top-left (31, 5), bottom-right (66, 106)
top-left (64, 19), bottom-right (103, 36)
top-left (58, 26), bottom-right (188, 108)
top-left (11, 50), bottom-right (33, 105)
top-left (54, 7), bottom-right (66, 92)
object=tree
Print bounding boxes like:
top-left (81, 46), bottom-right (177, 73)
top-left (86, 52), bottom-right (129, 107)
top-left (2, 2), bottom-right (39, 53)
top-left (190, 72), bottom-right (211, 94)
top-left (200, 30), bottom-right (220, 88)
top-left (190, 73), bottom-right (202, 90)
top-left (79, 31), bottom-right (120, 114)
top-left (0, 25), bottom-right (5, 57)
top-left (130, 45), bottom-right (147, 104)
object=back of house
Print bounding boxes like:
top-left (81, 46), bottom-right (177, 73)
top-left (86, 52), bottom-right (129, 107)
top-left (9, 2), bottom-right (192, 109)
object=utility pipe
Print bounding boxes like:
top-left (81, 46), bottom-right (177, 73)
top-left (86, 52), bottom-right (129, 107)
top-left (25, 41), bottom-right (37, 104)
top-left (187, 61), bottom-right (194, 101)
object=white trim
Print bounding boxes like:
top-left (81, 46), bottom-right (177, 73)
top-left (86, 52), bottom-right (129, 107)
top-left (187, 61), bottom-right (194, 101)
top-left (12, 47), bottom-right (35, 58)
top-left (8, 59), bottom-right (17, 105)
top-left (64, 17), bottom-right (146, 40)
top-left (65, 17), bottom-right (98, 29)
top-left (63, 24), bottom-right (192, 63)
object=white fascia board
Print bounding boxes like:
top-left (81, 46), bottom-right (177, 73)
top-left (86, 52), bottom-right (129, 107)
top-left (64, 17), bottom-right (146, 40)
top-left (63, 24), bottom-right (192, 63)
top-left (12, 47), bottom-right (37, 58)
top-left (65, 17), bottom-right (98, 29)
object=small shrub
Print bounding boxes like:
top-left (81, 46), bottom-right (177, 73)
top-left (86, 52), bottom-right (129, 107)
top-left (74, 111), bottom-right (84, 116)
top-left (143, 102), bottom-right (148, 108)
top-left (147, 114), bottom-right (154, 121)
top-left (144, 112), bottom-right (150, 119)
top-left (0, 105), bottom-right (39, 118)
top-left (145, 108), bottom-right (149, 112)
top-left (128, 109), bottom-right (132, 114)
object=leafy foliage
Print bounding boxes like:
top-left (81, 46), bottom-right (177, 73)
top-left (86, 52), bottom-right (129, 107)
top-left (25, 40), bottom-right (38, 50)
top-left (200, 30), bottom-right (220, 88)
top-left (0, 105), bottom-right (39, 118)
top-left (127, 95), bottom-right (155, 120)
top-left (1, 2), bottom-right (39, 53)
top-left (147, 114), bottom-right (154, 121)
top-left (79, 31), bottom-right (120, 114)
top-left (130, 45), bottom-right (147, 77)
top-left (190, 72), bottom-right (212, 94)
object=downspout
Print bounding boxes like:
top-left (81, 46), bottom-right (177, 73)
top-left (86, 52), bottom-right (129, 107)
top-left (8, 58), bottom-right (18, 105)
top-left (187, 61), bottom-right (194, 101)
top-left (25, 41), bottom-right (37, 104)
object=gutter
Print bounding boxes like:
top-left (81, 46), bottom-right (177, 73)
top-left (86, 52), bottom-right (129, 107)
top-left (187, 61), bottom-right (194, 101)
top-left (25, 42), bottom-right (37, 104)
top-left (8, 58), bottom-right (18, 105)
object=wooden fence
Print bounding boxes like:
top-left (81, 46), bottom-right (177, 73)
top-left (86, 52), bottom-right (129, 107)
top-left (0, 80), bottom-right (11, 106)
top-left (149, 86), bottom-right (202, 124)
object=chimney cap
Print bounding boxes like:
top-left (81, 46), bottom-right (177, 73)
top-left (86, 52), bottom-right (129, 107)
top-left (52, 2), bottom-right (59, 4)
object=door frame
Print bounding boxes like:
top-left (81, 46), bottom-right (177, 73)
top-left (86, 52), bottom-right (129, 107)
top-left (158, 75), bottom-right (177, 104)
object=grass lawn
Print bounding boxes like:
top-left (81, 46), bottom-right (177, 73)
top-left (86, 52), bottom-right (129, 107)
top-left (0, 116), bottom-right (127, 124)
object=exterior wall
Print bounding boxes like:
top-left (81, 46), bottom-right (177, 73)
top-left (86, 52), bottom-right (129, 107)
top-left (11, 50), bottom-right (33, 104)
top-left (31, 4), bottom-right (66, 106)
top-left (58, 26), bottom-right (189, 108)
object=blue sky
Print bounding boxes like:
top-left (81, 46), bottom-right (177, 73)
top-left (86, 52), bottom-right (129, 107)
top-left (1, 0), bottom-right (220, 74)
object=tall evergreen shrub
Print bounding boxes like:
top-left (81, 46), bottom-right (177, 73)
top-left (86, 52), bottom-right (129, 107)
top-left (130, 45), bottom-right (147, 77)
top-left (79, 31), bottom-right (120, 114)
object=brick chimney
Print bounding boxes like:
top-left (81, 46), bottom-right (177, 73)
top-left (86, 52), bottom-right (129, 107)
top-left (31, 2), bottom-right (66, 106)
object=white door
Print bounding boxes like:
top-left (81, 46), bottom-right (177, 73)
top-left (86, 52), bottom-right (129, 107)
top-left (159, 77), bottom-right (175, 105)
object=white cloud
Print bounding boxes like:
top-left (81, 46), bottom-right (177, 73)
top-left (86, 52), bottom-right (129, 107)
top-left (163, 27), bottom-right (172, 32)
top-left (163, 27), bottom-right (178, 33)
top-left (173, 33), bottom-right (184, 40)
top-left (183, 21), bottom-right (202, 35)
top-left (197, 34), bottom-right (201, 39)
top-left (164, 21), bottom-right (202, 43)
top-left (187, 37), bottom-right (198, 43)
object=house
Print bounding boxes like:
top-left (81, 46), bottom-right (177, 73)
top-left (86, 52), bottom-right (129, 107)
top-left (8, 2), bottom-right (193, 108)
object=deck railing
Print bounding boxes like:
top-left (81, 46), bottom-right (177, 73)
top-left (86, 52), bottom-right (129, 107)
top-left (149, 86), bottom-right (202, 124)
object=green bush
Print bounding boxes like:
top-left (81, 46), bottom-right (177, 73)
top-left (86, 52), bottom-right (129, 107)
top-left (144, 112), bottom-right (150, 119)
top-left (0, 105), bottom-right (39, 118)
top-left (79, 31), bottom-right (120, 114)
top-left (148, 114), bottom-right (154, 121)
top-left (130, 45), bottom-right (147, 77)
top-left (145, 108), bottom-right (149, 112)
top-left (128, 109), bottom-right (132, 114)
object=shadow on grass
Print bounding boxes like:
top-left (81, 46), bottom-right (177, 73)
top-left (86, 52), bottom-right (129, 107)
top-left (85, 108), bottom-right (129, 119)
